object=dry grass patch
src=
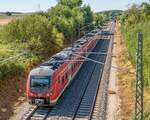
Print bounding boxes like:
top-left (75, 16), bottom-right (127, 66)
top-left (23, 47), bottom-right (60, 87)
top-left (144, 87), bottom-right (150, 119)
top-left (116, 22), bottom-right (135, 120)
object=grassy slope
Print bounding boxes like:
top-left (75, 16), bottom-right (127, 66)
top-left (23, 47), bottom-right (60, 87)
top-left (121, 21), bottom-right (150, 85)
top-left (0, 42), bottom-right (40, 79)
top-left (117, 22), bottom-right (135, 120)
top-left (121, 21), bottom-right (150, 119)
top-left (0, 19), bottom-right (40, 80)
top-left (0, 21), bottom-right (41, 119)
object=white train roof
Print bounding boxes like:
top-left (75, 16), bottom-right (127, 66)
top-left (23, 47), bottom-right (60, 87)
top-left (30, 28), bottom-right (101, 75)
top-left (30, 66), bottom-right (54, 76)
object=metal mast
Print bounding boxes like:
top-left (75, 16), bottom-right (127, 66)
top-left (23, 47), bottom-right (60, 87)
top-left (135, 32), bottom-right (144, 120)
top-left (38, 4), bottom-right (41, 12)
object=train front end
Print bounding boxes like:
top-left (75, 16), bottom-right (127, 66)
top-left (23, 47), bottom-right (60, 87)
top-left (26, 66), bottom-right (54, 106)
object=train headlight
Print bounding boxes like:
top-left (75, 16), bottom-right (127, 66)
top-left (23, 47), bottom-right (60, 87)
top-left (50, 92), bottom-right (52, 96)
top-left (46, 93), bottom-right (50, 97)
top-left (30, 92), bottom-right (34, 96)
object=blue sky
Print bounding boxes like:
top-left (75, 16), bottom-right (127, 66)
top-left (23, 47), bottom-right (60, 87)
top-left (0, 0), bottom-right (149, 13)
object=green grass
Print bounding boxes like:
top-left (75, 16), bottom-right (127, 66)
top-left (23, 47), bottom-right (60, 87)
top-left (0, 40), bottom-right (40, 80)
top-left (121, 21), bottom-right (150, 86)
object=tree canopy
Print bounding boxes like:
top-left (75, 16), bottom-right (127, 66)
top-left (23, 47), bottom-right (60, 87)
top-left (120, 2), bottom-right (150, 86)
top-left (0, 0), bottom-right (105, 57)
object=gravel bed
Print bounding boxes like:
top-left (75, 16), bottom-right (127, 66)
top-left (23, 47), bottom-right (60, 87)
top-left (91, 23), bottom-right (115, 120)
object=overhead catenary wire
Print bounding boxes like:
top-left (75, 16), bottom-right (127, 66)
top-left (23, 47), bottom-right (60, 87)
top-left (1, 23), bottom-right (133, 75)
top-left (75, 51), bottom-right (107, 55)
top-left (74, 52), bottom-right (105, 65)
top-left (0, 52), bottom-right (29, 64)
top-left (60, 51), bottom-right (135, 75)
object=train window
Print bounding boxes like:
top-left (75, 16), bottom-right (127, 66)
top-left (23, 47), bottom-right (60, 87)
top-left (72, 64), bottom-right (74, 69)
top-left (58, 77), bottom-right (61, 83)
top-left (72, 65), bottom-right (74, 72)
top-left (62, 76), bottom-right (65, 83)
top-left (65, 73), bottom-right (68, 80)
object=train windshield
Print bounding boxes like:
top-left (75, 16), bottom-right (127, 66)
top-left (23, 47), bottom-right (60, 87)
top-left (30, 76), bottom-right (51, 92)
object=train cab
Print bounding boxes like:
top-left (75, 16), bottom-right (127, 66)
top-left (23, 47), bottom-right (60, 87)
top-left (27, 66), bottom-right (54, 105)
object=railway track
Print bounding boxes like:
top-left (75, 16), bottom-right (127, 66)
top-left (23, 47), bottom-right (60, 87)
top-left (91, 23), bottom-right (115, 120)
top-left (20, 21), bottom-right (115, 120)
top-left (20, 105), bottom-right (53, 120)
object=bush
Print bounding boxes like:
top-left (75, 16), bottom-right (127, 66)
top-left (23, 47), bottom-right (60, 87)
top-left (0, 0), bottom-right (106, 81)
top-left (120, 4), bottom-right (150, 86)
top-left (0, 62), bottom-right (24, 79)
top-left (5, 12), bottom-right (12, 16)
top-left (1, 15), bottom-right (64, 56)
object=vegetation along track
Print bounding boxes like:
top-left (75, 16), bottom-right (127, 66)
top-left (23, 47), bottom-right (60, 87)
top-left (20, 21), bottom-right (115, 120)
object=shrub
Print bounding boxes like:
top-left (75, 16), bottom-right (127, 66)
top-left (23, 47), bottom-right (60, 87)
top-left (1, 15), bottom-right (64, 56)
top-left (0, 62), bottom-right (24, 80)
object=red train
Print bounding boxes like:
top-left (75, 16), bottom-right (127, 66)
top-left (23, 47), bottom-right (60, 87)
top-left (26, 29), bottom-right (101, 106)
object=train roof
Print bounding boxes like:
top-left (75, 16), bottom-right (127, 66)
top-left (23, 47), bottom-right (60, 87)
top-left (30, 66), bottom-right (54, 76)
top-left (91, 29), bottom-right (100, 33)
top-left (39, 28), bottom-right (101, 71)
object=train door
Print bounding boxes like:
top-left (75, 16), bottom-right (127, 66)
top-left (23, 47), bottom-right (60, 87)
top-left (68, 64), bottom-right (72, 81)
top-left (57, 76), bottom-right (62, 95)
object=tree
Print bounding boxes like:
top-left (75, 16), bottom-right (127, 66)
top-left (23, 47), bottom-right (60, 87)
top-left (93, 13), bottom-right (103, 26)
top-left (82, 5), bottom-right (93, 31)
top-left (47, 0), bottom-right (85, 41)
top-left (122, 4), bottom-right (143, 25)
top-left (1, 15), bottom-right (63, 55)
top-left (57, 0), bottom-right (82, 8)
top-left (141, 2), bottom-right (150, 15)
top-left (5, 12), bottom-right (12, 16)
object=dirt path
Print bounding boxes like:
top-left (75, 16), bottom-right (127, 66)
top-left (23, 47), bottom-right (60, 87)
top-left (0, 19), bottom-right (11, 25)
top-left (0, 74), bottom-right (27, 120)
top-left (116, 22), bottom-right (135, 120)
top-left (106, 22), bottom-right (120, 120)
top-left (107, 22), bottom-right (135, 120)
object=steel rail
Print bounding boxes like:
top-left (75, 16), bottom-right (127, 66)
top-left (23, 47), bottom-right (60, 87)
top-left (90, 26), bottom-right (114, 120)
top-left (23, 106), bottom-right (52, 120)
top-left (21, 106), bottom-right (39, 120)
top-left (72, 21), bottom-right (115, 120)
top-left (88, 36), bottom-right (110, 120)
top-left (72, 42), bottom-right (102, 120)
top-left (72, 34), bottom-right (109, 120)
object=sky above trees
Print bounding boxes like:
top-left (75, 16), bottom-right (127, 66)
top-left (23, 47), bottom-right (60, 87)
top-left (0, 0), bottom-right (149, 12)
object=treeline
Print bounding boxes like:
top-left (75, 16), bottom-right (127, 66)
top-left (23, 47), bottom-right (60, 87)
top-left (0, 12), bottom-right (23, 16)
top-left (0, 0), bottom-right (103, 56)
top-left (99, 10), bottom-right (122, 20)
top-left (120, 2), bottom-right (150, 86)
top-left (0, 0), bottom-right (107, 79)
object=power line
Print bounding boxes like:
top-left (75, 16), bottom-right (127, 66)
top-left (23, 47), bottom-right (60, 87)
top-left (0, 51), bottom-right (30, 64)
